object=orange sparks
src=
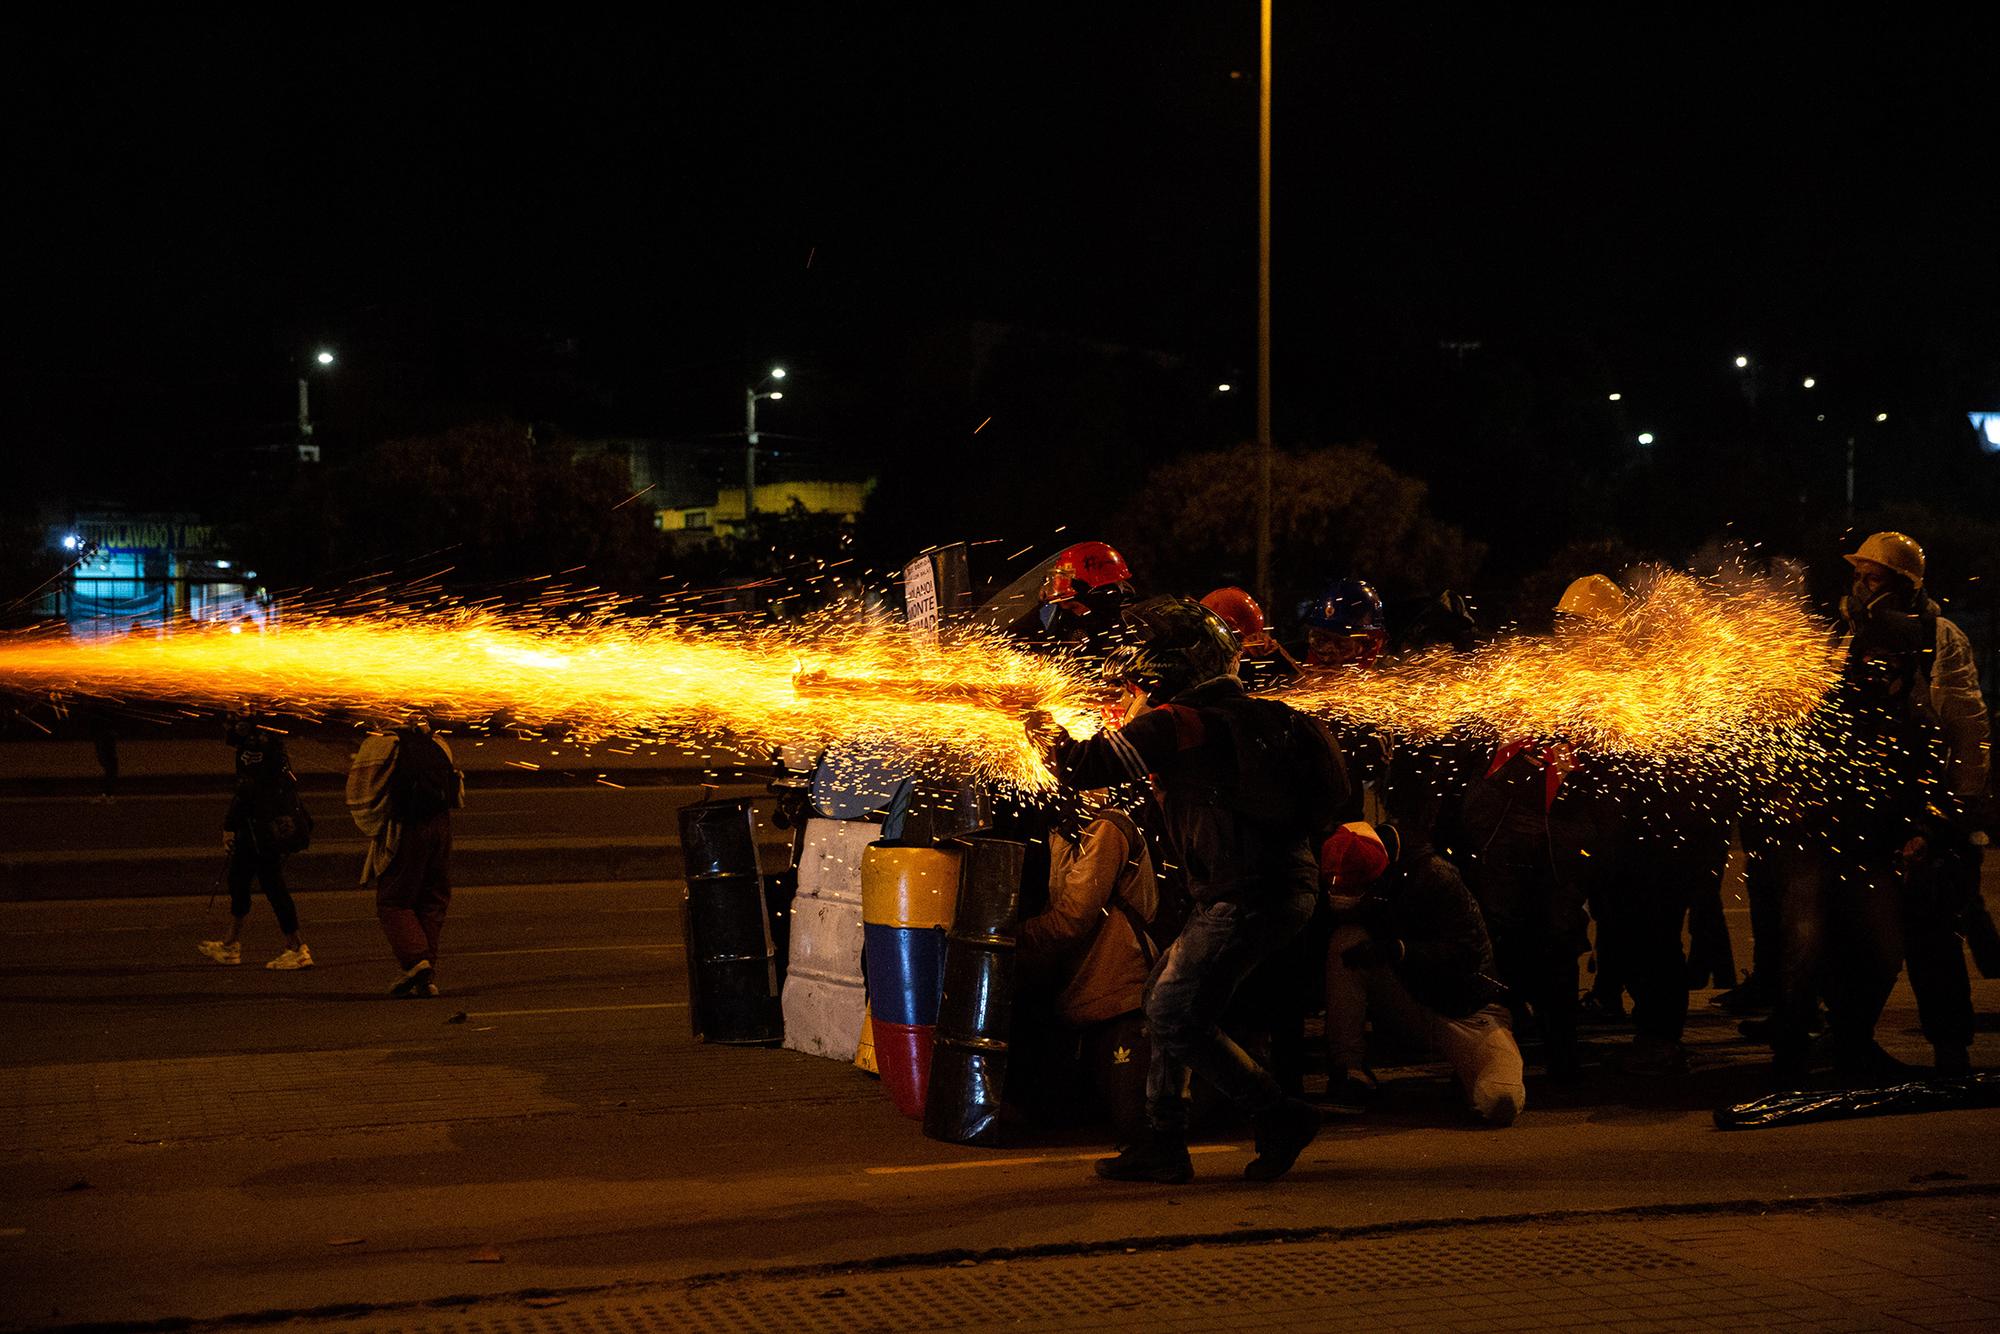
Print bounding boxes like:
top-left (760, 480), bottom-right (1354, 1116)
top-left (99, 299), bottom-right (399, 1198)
top-left (0, 606), bottom-right (1099, 790)
top-left (1279, 566), bottom-right (1844, 765)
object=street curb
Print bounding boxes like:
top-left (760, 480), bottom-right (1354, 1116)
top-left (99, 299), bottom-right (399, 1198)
top-left (33, 1181), bottom-right (2000, 1334)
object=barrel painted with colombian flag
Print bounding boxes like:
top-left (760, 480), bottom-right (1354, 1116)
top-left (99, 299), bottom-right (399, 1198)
top-left (860, 844), bottom-right (961, 1118)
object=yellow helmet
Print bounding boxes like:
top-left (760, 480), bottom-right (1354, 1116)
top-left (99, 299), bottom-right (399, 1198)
top-left (1555, 573), bottom-right (1625, 621)
top-left (1843, 531), bottom-right (1924, 589)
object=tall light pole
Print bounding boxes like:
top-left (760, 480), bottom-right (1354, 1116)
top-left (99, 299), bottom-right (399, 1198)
top-left (1254, 0), bottom-right (1274, 610)
top-left (744, 367), bottom-right (787, 529)
top-left (297, 348), bottom-right (335, 462)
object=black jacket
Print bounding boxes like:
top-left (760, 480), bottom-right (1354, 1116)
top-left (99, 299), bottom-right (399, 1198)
top-left (1053, 677), bottom-right (1349, 904)
top-left (1352, 847), bottom-right (1506, 1019)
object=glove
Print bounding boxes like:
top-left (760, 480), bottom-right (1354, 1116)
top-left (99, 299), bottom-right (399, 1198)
top-left (1341, 937), bottom-right (1405, 969)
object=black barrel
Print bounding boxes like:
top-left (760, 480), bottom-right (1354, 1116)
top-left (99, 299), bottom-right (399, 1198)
top-left (923, 836), bottom-right (1024, 1144)
top-left (677, 798), bottom-right (783, 1045)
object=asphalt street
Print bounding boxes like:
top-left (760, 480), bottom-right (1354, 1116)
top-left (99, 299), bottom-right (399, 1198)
top-left (2, 877), bottom-right (1997, 1331)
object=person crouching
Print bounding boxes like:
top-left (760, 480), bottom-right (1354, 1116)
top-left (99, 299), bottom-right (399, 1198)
top-left (1322, 821), bottom-right (1526, 1126)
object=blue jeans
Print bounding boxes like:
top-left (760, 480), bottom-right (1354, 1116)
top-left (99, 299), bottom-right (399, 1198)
top-left (1144, 889), bottom-right (1316, 1135)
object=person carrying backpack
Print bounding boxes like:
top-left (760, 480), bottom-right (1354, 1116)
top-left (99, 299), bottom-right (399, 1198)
top-left (1028, 596), bottom-right (1349, 1185)
top-left (1016, 791), bottom-right (1164, 1141)
top-left (199, 710), bottom-right (314, 970)
top-left (346, 717), bottom-right (464, 998)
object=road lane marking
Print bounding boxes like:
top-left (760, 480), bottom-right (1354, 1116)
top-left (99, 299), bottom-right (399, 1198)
top-left (450, 945), bottom-right (678, 959)
top-left (865, 1145), bottom-right (1241, 1175)
top-left (471, 1001), bottom-right (690, 1017)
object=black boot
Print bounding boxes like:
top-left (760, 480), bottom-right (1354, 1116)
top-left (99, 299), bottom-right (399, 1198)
top-left (1244, 1097), bottom-right (1320, 1182)
top-left (1095, 1130), bottom-right (1193, 1184)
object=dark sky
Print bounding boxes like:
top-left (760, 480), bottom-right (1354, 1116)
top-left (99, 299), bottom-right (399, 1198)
top-left (7, 8), bottom-right (1996, 509)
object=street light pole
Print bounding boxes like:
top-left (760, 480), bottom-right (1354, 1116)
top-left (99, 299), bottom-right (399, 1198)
top-left (296, 349), bottom-right (334, 463)
top-left (743, 368), bottom-right (787, 531)
top-left (1254, 0), bottom-right (1274, 611)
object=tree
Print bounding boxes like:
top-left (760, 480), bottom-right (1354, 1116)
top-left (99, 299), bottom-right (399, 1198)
top-left (1110, 442), bottom-right (1484, 621)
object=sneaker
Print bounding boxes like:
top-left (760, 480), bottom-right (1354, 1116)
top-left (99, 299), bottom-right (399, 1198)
top-left (389, 959), bottom-right (434, 998)
top-left (196, 940), bottom-right (241, 965)
top-left (1244, 1097), bottom-right (1320, 1182)
top-left (418, 981), bottom-right (440, 999)
top-left (266, 945), bottom-right (313, 970)
top-left (1095, 1134), bottom-right (1194, 1184)
top-left (1483, 1091), bottom-right (1523, 1128)
top-left (1325, 1070), bottom-right (1378, 1117)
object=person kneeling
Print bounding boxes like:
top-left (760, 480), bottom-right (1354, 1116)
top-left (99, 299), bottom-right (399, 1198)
top-left (1322, 822), bottom-right (1526, 1127)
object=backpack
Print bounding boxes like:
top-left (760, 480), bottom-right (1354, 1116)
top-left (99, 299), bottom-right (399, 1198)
top-left (390, 730), bottom-right (459, 821)
top-left (1206, 695), bottom-right (1350, 840)
top-left (1100, 801), bottom-right (1192, 963)
top-left (266, 770), bottom-right (315, 855)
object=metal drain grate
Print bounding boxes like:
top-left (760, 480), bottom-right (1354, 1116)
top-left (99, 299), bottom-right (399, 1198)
top-left (1869, 1196), bottom-right (2000, 1250)
top-left (351, 1229), bottom-right (1708, 1334)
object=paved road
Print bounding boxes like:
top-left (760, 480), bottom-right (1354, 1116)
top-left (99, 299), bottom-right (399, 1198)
top-left (2, 881), bottom-right (1997, 1330)
top-left (0, 783), bottom-right (760, 854)
top-left (0, 783), bottom-right (782, 899)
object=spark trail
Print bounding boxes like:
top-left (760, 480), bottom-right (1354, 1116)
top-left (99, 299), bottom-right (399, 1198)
top-left (0, 567), bottom-right (1847, 789)
top-left (0, 605), bottom-right (1100, 790)
top-left (1279, 567), bottom-right (1844, 766)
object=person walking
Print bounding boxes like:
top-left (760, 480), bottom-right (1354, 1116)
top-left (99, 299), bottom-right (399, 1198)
top-left (199, 712), bottom-right (312, 970)
top-left (347, 718), bottom-right (464, 998)
top-left (1030, 596), bottom-right (1349, 1184)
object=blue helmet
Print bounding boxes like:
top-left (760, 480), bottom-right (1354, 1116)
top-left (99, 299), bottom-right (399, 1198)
top-left (1300, 578), bottom-right (1384, 635)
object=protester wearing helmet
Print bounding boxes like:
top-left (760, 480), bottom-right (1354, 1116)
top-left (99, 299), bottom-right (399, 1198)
top-left (1554, 574), bottom-right (1626, 623)
top-left (1028, 596), bottom-right (1350, 1185)
top-left (1320, 821), bottom-right (1525, 1124)
top-left (1034, 541), bottom-right (1137, 651)
top-left (1300, 578), bottom-right (1388, 670)
top-left (1202, 586), bottom-right (1301, 691)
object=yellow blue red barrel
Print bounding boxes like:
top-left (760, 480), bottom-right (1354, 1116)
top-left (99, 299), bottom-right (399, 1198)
top-left (860, 844), bottom-right (960, 1118)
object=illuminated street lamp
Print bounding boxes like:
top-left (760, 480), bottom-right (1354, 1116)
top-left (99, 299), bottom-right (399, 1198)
top-left (1637, 432), bottom-right (1655, 446)
top-left (1802, 377), bottom-right (1816, 389)
top-left (1607, 392), bottom-right (1622, 402)
top-left (297, 348), bottom-right (336, 462)
top-left (744, 367), bottom-right (788, 525)
top-left (1734, 355), bottom-right (1749, 369)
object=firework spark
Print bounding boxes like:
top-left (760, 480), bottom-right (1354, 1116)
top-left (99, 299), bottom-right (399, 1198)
top-left (1279, 567), bottom-right (1843, 764)
top-left (0, 603), bottom-right (1100, 789)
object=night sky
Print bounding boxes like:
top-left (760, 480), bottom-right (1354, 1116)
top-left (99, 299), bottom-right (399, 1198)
top-left (8, 9), bottom-right (1996, 568)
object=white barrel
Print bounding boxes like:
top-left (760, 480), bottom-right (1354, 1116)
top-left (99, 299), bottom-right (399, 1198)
top-left (796, 817), bottom-right (882, 903)
top-left (782, 817), bottom-right (880, 1060)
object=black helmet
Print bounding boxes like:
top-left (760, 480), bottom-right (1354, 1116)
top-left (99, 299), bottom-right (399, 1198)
top-left (1102, 596), bottom-right (1240, 705)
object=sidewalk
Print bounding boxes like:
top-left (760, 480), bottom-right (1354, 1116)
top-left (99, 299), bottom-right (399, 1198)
top-left (50, 1190), bottom-right (2000, 1332)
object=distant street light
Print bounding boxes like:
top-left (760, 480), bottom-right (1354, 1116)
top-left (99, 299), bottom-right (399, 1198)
top-left (1802, 377), bottom-right (1816, 389)
top-left (1607, 392), bottom-right (1622, 402)
top-left (1637, 432), bottom-right (1656, 446)
top-left (1217, 382), bottom-right (1233, 393)
top-left (297, 347), bottom-right (336, 462)
top-left (1875, 412), bottom-right (1889, 422)
top-left (745, 368), bottom-right (789, 526)
top-left (1734, 356), bottom-right (1749, 369)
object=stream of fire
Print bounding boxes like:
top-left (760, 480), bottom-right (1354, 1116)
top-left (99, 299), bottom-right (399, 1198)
top-left (0, 568), bottom-right (1845, 791)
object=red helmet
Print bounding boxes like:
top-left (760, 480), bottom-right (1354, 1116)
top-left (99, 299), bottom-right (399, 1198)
top-left (1200, 586), bottom-right (1271, 651)
top-left (1040, 541), bottom-right (1134, 610)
